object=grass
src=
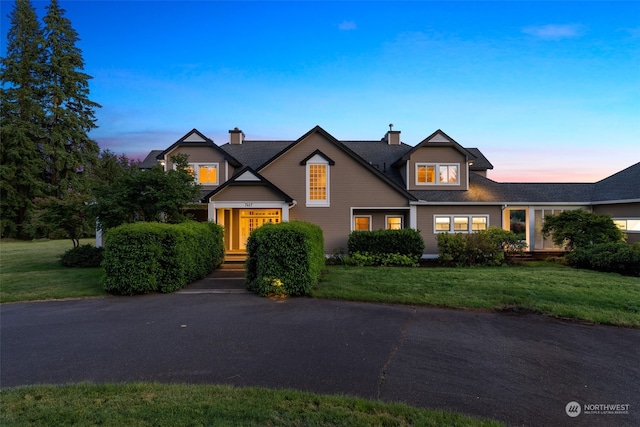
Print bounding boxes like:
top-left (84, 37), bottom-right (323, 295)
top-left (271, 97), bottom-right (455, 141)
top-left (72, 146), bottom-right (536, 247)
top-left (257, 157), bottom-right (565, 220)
top-left (0, 383), bottom-right (503, 427)
top-left (313, 263), bottom-right (640, 327)
top-left (0, 239), bottom-right (106, 303)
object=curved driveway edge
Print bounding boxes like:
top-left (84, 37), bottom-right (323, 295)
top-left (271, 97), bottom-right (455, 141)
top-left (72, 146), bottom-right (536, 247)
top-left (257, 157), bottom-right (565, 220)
top-left (1, 294), bottom-right (638, 426)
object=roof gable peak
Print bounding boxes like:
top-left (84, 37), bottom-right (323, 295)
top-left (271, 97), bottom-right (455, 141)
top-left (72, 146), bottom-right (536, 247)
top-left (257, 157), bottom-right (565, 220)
top-left (178, 128), bottom-right (212, 143)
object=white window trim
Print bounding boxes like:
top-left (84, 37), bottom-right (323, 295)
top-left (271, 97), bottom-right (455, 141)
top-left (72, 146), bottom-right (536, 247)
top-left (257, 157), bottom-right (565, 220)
top-left (385, 215), bottom-right (404, 230)
top-left (306, 155), bottom-right (330, 207)
top-left (434, 215), bottom-right (490, 233)
top-left (416, 163), bottom-right (460, 186)
top-left (178, 162), bottom-right (219, 185)
top-left (353, 215), bottom-right (372, 231)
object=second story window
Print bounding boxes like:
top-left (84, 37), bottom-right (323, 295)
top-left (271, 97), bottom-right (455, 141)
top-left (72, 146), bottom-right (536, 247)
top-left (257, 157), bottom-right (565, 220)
top-left (303, 152), bottom-right (333, 207)
top-left (416, 163), bottom-right (459, 185)
top-left (183, 163), bottom-right (219, 185)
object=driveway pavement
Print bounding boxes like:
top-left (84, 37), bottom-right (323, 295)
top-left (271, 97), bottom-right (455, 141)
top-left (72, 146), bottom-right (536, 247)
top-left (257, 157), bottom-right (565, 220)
top-left (1, 292), bottom-right (638, 426)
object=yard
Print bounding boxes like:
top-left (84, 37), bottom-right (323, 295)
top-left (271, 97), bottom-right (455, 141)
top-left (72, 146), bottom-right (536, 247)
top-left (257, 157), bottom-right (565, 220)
top-left (1, 239), bottom-right (639, 327)
top-left (0, 383), bottom-right (503, 427)
top-left (314, 263), bottom-right (640, 327)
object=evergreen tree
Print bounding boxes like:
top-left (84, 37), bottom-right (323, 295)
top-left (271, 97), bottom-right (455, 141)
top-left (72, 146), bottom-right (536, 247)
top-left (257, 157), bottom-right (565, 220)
top-left (42, 0), bottom-right (100, 197)
top-left (0, 0), bottom-right (47, 237)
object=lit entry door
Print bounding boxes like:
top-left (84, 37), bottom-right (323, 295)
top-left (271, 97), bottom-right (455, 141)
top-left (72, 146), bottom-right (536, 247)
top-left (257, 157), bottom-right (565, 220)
top-left (239, 209), bottom-right (281, 250)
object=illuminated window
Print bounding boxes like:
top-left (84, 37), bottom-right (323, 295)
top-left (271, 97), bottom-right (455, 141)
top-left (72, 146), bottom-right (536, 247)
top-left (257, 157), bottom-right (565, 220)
top-left (305, 154), bottom-right (331, 206)
top-left (386, 216), bottom-right (403, 230)
top-left (197, 165), bottom-right (218, 184)
top-left (453, 217), bottom-right (469, 231)
top-left (472, 216), bottom-right (487, 231)
top-left (435, 215), bottom-right (489, 233)
top-left (354, 216), bottom-right (371, 231)
top-left (435, 217), bottom-right (451, 231)
top-left (181, 163), bottom-right (218, 185)
top-left (614, 219), bottom-right (640, 232)
top-left (309, 164), bottom-right (327, 201)
top-left (416, 163), bottom-right (459, 185)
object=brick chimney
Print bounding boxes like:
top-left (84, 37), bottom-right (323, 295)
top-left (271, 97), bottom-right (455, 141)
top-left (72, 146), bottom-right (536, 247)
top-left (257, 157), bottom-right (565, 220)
top-left (385, 123), bottom-right (400, 145)
top-left (229, 127), bottom-right (245, 145)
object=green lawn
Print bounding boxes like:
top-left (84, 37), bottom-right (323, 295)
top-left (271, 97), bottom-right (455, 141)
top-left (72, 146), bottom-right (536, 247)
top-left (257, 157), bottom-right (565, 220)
top-left (0, 239), bottom-right (105, 303)
top-left (0, 383), bottom-right (503, 427)
top-left (313, 263), bottom-right (640, 327)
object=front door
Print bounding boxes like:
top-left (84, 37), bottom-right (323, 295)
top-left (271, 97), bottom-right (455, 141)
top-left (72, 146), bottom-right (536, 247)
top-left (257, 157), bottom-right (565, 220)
top-left (239, 209), bottom-right (282, 250)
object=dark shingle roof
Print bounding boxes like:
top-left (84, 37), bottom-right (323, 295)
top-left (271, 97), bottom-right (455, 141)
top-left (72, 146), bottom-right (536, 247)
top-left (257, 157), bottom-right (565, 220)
top-left (140, 150), bottom-right (164, 169)
top-left (411, 173), bottom-right (595, 204)
top-left (466, 148), bottom-right (494, 170)
top-left (341, 140), bottom-right (413, 187)
top-left (220, 141), bottom-right (293, 169)
top-left (592, 162), bottom-right (640, 202)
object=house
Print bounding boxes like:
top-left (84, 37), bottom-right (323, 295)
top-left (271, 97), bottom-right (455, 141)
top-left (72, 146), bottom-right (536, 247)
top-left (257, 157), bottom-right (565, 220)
top-left (142, 126), bottom-right (640, 258)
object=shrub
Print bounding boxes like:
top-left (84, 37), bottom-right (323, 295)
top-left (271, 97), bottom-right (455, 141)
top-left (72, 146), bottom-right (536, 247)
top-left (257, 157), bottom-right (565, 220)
top-left (60, 244), bottom-right (104, 268)
top-left (245, 221), bottom-right (324, 296)
top-left (343, 252), bottom-right (419, 267)
top-left (348, 229), bottom-right (424, 258)
top-left (102, 221), bottom-right (224, 295)
top-left (541, 210), bottom-right (624, 250)
top-left (567, 242), bottom-right (640, 276)
top-left (436, 227), bottom-right (527, 267)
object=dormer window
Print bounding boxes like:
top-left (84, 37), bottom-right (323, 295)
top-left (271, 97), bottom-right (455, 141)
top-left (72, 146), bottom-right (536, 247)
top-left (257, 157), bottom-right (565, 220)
top-left (301, 151), bottom-right (334, 207)
top-left (416, 163), bottom-right (459, 185)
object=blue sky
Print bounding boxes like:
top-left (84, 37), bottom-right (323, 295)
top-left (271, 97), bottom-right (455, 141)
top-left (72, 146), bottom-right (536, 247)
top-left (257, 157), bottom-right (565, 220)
top-left (1, 1), bottom-right (639, 182)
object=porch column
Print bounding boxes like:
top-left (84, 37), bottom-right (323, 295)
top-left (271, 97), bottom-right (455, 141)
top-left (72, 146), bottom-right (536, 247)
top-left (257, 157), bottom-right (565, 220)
top-left (409, 205), bottom-right (418, 229)
top-left (208, 202), bottom-right (215, 222)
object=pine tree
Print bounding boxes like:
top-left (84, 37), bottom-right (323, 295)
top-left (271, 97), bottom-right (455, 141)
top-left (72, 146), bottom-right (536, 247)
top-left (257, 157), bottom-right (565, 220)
top-left (42, 0), bottom-right (100, 197)
top-left (0, 0), bottom-right (47, 237)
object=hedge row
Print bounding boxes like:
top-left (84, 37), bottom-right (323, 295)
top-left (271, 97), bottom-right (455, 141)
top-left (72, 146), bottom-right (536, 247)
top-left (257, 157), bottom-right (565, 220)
top-left (348, 229), bottom-right (425, 259)
top-left (246, 221), bottom-right (324, 296)
top-left (567, 242), bottom-right (640, 277)
top-left (437, 227), bottom-right (527, 266)
top-left (102, 221), bottom-right (224, 295)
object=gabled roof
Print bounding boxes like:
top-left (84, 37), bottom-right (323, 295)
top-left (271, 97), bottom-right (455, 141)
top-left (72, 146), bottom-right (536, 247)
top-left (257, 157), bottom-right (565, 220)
top-left (465, 148), bottom-right (494, 170)
top-left (393, 129), bottom-right (476, 166)
top-left (156, 128), bottom-right (242, 168)
top-left (254, 125), bottom-right (417, 201)
top-left (202, 166), bottom-right (294, 203)
top-left (592, 162), bottom-right (640, 202)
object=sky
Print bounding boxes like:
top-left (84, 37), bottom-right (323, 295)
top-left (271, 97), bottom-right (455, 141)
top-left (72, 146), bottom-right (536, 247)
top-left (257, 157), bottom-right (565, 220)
top-left (1, 1), bottom-right (639, 182)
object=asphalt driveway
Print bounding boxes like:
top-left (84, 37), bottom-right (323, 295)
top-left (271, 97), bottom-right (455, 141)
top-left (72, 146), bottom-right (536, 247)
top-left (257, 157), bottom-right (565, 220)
top-left (1, 293), bottom-right (638, 426)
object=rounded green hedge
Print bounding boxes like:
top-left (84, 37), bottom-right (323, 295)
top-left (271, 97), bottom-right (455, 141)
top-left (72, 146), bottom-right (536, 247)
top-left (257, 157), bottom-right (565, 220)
top-left (102, 221), bottom-right (224, 295)
top-left (245, 221), bottom-right (324, 296)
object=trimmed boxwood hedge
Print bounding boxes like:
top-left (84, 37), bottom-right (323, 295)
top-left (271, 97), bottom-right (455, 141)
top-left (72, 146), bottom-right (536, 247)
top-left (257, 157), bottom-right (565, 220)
top-left (347, 229), bottom-right (425, 265)
top-left (102, 221), bottom-right (224, 295)
top-left (245, 221), bottom-right (324, 296)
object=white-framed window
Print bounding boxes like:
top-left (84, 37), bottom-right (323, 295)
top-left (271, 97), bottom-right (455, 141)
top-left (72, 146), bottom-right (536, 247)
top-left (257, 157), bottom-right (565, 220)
top-left (434, 215), bottom-right (489, 233)
top-left (305, 155), bottom-right (330, 206)
top-left (471, 216), bottom-right (488, 231)
top-left (354, 216), bottom-right (372, 231)
top-left (614, 219), bottom-right (640, 232)
top-left (435, 216), bottom-right (451, 232)
top-left (182, 163), bottom-right (219, 185)
top-left (416, 163), bottom-right (459, 185)
top-left (386, 216), bottom-right (403, 230)
top-left (453, 216), bottom-right (469, 231)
